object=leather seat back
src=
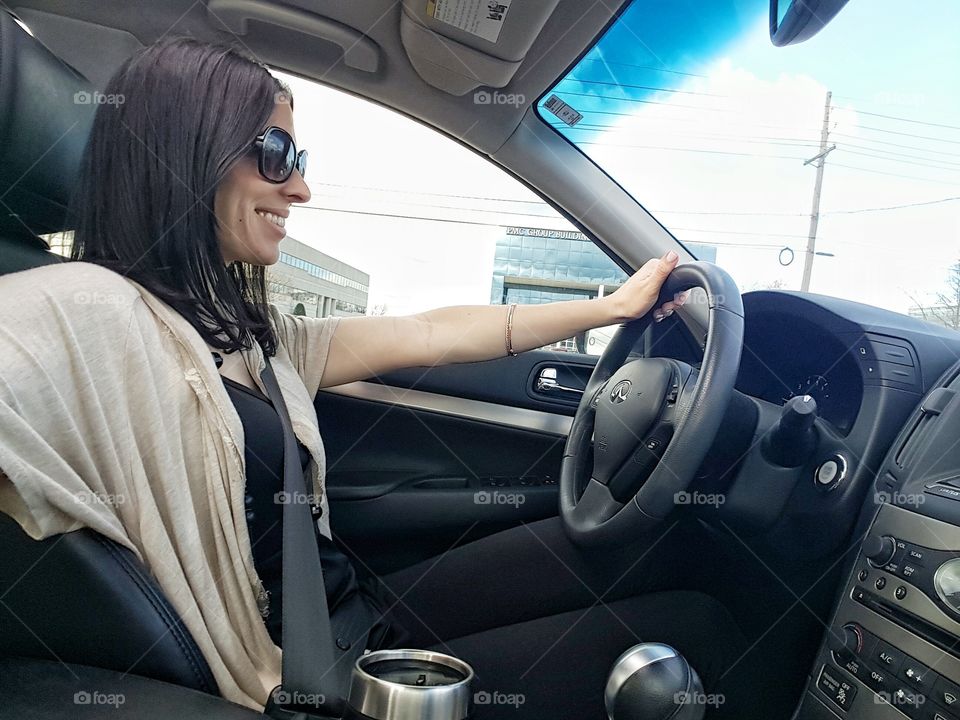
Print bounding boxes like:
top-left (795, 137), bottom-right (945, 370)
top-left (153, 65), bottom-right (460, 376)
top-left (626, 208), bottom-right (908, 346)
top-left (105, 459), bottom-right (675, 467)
top-left (0, 10), bottom-right (218, 695)
top-left (0, 514), bottom-right (218, 694)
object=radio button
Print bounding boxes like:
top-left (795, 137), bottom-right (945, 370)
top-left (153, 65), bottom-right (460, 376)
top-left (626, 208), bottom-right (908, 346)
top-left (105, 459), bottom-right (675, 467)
top-left (906, 546), bottom-right (926, 566)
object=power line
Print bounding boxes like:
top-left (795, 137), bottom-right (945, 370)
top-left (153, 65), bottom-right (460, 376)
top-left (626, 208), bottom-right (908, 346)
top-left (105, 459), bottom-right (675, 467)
top-left (832, 106), bottom-right (960, 132)
top-left (305, 183), bottom-right (960, 218)
top-left (822, 196), bottom-right (960, 215)
top-left (555, 106), bottom-right (825, 135)
top-left (544, 91), bottom-right (960, 145)
top-left (855, 124), bottom-right (960, 146)
top-left (549, 122), bottom-right (820, 147)
top-left (570, 139), bottom-right (808, 161)
top-left (551, 90), bottom-right (729, 114)
top-left (307, 181), bottom-right (547, 206)
top-left (560, 77), bottom-right (725, 97)
top-left (836, 147), bottom-right (960, 172)
top-left (576, 57), bottom-right (708, 79)
top-left (831, 162), bottom-right (960, 186)
top-left (830, 133), bottom-right (960, 160)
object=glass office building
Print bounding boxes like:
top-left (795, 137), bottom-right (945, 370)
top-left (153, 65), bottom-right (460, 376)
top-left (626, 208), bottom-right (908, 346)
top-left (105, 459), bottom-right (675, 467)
top-left (490, 227), bottom-right (628, 306)
top-left (490, 226), bottom-right (716, 352)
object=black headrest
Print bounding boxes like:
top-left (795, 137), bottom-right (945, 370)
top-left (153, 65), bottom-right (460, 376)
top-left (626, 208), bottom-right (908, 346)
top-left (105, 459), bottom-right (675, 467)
top-left (0, 11), bottom-right (95, 240)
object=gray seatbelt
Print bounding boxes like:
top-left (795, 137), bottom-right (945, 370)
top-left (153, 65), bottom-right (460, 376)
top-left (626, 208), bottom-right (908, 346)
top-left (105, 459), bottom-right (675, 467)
top-left (260, 356), bottom-right (343, 719)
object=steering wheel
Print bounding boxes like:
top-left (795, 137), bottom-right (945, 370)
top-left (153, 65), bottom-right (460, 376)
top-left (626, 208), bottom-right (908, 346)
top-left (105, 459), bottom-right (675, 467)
top-left (559, 261), bottom-right (744, 546)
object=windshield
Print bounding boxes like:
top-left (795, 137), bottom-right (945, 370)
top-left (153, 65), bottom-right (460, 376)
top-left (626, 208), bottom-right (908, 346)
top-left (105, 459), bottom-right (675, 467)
top-left (538, 0), bottom-right (960, 327)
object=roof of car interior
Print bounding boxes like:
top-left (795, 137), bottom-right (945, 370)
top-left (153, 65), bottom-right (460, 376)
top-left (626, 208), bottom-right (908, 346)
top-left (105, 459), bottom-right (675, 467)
top-left (9, 0), bottom-right (628, 155)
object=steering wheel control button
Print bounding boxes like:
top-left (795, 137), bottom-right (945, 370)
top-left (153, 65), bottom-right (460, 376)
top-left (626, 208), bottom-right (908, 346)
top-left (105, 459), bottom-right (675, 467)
top-left (864, 535), bottom-right (898, 568)
top-left (895, 586), bottom-right (908, 600)
top-left (817, 666), bottom-right (856, 711)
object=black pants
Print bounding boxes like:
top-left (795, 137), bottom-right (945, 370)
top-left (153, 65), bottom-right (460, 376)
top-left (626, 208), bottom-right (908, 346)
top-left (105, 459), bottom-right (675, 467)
top-left (358, 517), bottom-right (751, 720)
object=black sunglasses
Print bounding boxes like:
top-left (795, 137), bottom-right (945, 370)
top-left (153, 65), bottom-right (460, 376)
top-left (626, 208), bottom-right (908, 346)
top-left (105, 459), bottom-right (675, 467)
top-left (252, 126), bottom-right (308, 183)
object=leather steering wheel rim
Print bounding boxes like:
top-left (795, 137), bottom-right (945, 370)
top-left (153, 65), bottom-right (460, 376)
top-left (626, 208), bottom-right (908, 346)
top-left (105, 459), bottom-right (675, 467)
top-left (559, 261), bottom-right (744, 547)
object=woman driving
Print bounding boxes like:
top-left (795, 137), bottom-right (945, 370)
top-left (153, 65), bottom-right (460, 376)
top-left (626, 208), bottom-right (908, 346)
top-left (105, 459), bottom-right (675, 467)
top-left (0, 38), bottom-right (723, 719)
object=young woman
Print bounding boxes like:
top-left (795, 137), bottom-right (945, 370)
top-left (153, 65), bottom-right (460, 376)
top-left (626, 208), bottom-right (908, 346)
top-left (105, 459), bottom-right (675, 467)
top-left (0, 38), bottom-right (725, 718)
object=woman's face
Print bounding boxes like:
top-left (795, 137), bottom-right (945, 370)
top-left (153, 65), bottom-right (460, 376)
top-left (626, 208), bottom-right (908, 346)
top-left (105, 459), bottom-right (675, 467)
top-left (214, 100), bottom-right (310, 265)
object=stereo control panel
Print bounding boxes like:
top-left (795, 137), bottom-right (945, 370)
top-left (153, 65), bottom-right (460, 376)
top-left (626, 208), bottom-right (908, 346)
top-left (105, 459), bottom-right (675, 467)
top-left (797, 504), bottom-right (960, 719)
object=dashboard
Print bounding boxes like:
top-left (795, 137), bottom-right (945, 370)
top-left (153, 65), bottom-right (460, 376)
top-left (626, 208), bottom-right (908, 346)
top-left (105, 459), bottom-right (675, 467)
top-left (733, 290), bottom-right (960, 437)
top-left (736, 308), bottom-right (864, 435)
top-left (737, 310), bottom-right (863, 435)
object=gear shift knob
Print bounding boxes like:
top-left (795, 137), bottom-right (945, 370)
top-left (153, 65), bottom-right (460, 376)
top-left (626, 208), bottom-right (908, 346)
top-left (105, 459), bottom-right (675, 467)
top-left (604, 643), bottom-right (706, 720)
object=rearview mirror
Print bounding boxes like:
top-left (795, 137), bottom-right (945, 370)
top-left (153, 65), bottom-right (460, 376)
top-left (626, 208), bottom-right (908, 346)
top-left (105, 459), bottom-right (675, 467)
top-left (770, 0), bottom-right (850, 46)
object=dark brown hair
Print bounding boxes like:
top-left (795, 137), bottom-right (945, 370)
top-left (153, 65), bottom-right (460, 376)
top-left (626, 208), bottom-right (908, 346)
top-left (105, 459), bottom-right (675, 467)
top-left (70, 37), bottom-right (293, 356)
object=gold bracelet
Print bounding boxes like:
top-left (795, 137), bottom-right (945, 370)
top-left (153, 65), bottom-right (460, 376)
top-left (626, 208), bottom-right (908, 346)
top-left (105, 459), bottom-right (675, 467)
top-left (505, 303), bottom-right (518, 357)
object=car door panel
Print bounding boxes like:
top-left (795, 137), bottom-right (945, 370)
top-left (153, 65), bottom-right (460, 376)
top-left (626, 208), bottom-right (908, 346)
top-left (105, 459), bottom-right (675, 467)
top-left (317, 353), bottom-right (596, 571)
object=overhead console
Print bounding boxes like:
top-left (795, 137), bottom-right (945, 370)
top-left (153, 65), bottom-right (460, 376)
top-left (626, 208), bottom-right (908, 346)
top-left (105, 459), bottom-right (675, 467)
top-left (796, 362), bottom-right (960, 719)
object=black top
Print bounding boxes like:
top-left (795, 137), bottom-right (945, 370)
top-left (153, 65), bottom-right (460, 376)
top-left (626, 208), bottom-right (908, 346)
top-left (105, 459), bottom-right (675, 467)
top-left (221, 375), bottom-right (359, 646)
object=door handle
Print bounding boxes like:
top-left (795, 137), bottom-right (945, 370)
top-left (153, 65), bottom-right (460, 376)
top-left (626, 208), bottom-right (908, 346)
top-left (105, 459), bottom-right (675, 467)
top-left (536, 367), bottom-right (583, 397)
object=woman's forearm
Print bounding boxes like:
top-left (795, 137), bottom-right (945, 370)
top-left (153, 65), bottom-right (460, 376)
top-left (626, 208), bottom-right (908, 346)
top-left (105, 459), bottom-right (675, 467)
top-left (417, 252), bottom-right (681, 366)
top-left (417, 296), bottom-right (623, 365)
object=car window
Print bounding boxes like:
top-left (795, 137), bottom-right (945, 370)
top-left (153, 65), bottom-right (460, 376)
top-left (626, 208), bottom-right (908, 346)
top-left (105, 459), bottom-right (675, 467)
top-left (537, 0), bottom-right (960, 329)
top-left (270, 71), bottom-right (629, 354)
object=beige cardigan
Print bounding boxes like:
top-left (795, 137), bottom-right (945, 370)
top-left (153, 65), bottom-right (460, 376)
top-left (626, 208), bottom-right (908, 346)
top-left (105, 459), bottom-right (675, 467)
top-left (0, 261), bottom-right (342, 710)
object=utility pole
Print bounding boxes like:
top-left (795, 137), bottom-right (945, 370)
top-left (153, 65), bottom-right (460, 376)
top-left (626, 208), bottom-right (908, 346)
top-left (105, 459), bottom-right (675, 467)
top-left (801, 91), bottom-right (836, 292)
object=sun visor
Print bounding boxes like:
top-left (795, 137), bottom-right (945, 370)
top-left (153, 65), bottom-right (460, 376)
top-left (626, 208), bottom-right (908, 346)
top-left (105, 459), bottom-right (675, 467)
top-left (400, 0), bottom-right (559, 96)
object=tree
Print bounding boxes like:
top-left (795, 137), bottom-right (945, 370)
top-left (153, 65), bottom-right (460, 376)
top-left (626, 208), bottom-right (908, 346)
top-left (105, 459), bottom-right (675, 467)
top-left (909, 261), bottom-right (960, 330)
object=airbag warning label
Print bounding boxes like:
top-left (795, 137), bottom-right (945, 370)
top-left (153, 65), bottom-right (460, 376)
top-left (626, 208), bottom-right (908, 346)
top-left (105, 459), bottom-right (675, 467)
top-left (426, 0), bottom-right (512, 43)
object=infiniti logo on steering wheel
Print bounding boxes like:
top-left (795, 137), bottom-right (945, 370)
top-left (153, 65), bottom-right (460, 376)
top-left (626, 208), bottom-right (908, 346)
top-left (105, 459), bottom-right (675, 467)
top-left (610, 380), bottom-right (632, 404)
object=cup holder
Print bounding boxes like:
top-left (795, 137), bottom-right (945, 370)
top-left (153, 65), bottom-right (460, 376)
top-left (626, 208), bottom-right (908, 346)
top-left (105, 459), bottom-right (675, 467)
top-left (344, 648), bottom-right (474, 720)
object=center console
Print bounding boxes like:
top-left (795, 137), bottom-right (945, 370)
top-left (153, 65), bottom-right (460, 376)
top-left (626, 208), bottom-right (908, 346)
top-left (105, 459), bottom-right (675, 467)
top-left (796, 365), bottom-right (960, 720)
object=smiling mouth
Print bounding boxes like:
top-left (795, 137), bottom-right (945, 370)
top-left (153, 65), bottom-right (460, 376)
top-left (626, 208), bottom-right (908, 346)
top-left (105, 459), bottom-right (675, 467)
top-left (255, 210), bottom-right (286, 229)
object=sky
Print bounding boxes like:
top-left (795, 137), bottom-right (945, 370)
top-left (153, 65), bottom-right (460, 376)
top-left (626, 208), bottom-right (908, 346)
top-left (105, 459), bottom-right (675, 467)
top-left (278, 0), bottom-right (960, 318)
top-left (542, 0), bottom-right (960, 311)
